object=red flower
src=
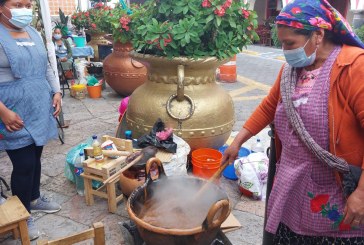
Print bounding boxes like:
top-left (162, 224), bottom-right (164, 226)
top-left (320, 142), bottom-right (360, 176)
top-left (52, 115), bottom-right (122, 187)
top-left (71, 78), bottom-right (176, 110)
top-left (84, 12), bottom-right (89, 17)
top-left (247, 26), bottom-right (252, 31)
top-left (72, 15), bottom-right (77, 19)
top-left (214, 7), bottom-right (225, 17)
top-left (339, 221), bottom-right (351, 231)
top-left (120, 16), bottom-right (131, 25)
top-left (310, 194), bottom-right (329, 213)
top-left (290, 21), bottom-right (304, 29)
top-left (222, 0), bottom-right (232, 9)
top-left (241, 9), bottom-right (250, 18)
top-left (91, 23), bottom-right (97, 29)
top-left (94, 2), bottom-right (104, 9)
top-left (163, 34), bottom-right (172, 46)
top-left (291, 7), bottom-right (302, 14)
top-left (201, 0), bottom-right (211, 8)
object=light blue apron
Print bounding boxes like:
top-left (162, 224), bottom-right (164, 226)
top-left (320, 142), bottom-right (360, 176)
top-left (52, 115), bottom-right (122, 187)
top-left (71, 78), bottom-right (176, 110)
top-left (0, 25), bottom-right (57, 150)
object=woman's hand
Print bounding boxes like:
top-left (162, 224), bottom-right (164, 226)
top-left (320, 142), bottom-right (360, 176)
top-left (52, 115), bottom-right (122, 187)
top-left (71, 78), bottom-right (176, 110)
top-left (343, 188), bottom-right (364, 227)
top-left (0, 108), bottom-right (24, 132)
top-left (221, 142), bottom-right (241, 165)
top-left (61, 57), bottom-right (67, 62)
top-left (53, 92), bottom-right (62, 117)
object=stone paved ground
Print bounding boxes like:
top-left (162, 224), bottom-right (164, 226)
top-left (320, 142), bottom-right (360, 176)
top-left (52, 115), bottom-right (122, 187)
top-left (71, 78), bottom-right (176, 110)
top-left (0, 45), bottom-right (283, 245)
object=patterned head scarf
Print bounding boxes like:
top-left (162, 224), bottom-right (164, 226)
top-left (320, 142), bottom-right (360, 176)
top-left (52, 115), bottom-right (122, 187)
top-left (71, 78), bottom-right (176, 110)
top-left (276, 0), bottom-right (364, 49)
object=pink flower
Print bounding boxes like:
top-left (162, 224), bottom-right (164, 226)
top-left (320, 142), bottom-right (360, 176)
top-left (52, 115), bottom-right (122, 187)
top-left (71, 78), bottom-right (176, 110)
top-left (308, 17), bottom-right (332, 29)
top-left (201, 0), bottom-right (211, 8)
top-left (214, 7), bottom-right (225, 17)
top-left (291, 7), bottom-right (302, 14)
top-left (222, 0), bottom-right (232, 9)
top-left (241, 9), bottom-right (250, 18)
top-left (247, 26), bottom-right (252, 31)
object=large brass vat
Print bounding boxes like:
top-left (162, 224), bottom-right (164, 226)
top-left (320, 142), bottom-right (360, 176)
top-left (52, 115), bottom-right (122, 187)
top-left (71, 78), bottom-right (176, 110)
top-left (87, 32), bottom-right (109, 62)
top-left (103, 42), bottom-right (147, 96)
top-left (119, 53), bottom-right (235, 150)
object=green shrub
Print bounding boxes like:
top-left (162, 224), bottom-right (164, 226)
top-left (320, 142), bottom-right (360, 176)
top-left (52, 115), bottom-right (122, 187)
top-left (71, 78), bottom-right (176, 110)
top-left (355, 25), bottom-right (364, 43)
top-left (270, 24), bottom-right (281, 48)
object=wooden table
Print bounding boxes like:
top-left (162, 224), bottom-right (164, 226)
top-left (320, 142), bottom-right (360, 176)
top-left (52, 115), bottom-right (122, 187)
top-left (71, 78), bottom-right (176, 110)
top-left (0, 196), bottom-right (30, 245)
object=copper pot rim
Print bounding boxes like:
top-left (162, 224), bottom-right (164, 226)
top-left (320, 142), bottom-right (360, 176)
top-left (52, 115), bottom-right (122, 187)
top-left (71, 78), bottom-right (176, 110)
top-left (126, 175), bottom-right (231, 236)
top-left (130, 52), bottom-right (229, 67)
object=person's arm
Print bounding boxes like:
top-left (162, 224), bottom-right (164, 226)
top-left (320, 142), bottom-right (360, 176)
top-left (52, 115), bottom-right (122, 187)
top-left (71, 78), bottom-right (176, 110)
top-left (221, 66), bottom-right (283, 164)
top-left (64, 39), bottom-right (72, 59)
top-left (0, 102), bottom-right (24, 132)
top-left (341, 54), bottom-right (364, 226)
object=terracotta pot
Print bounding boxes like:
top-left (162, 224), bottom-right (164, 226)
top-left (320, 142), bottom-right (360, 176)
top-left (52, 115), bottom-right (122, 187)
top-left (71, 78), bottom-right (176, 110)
top-left (103, 42), bottom-right (147, 96)
top-left (119, 170), bottom-right (144, 197)
top-left (116, 53), bottom-right (235, 150)
top-left (87, 32), bottom-right (109, 61)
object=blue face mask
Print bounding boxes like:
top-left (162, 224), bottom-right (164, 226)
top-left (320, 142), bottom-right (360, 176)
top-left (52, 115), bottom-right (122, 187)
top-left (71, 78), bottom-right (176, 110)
top-left (283, 38), bottom-right (317, 68)
top-left (53, 34), bottom-right (62, 40)
top-left (4, 6), bottom-right (33, 29)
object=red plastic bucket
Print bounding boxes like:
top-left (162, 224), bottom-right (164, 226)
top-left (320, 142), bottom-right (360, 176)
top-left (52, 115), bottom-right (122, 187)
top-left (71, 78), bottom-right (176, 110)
top-left (191, 148), bottom-right (222, 179)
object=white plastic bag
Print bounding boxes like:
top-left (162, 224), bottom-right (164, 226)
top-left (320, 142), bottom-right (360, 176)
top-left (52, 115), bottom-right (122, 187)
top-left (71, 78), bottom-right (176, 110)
top-left (162, 134), bottom-right (190, 177)
top-left (234, 152), bottom-right (269, 200)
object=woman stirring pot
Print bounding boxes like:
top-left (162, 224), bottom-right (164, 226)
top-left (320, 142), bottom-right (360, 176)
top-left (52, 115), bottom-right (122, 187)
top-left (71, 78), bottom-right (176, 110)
top-left (222, 0), bottom-right (364, 243)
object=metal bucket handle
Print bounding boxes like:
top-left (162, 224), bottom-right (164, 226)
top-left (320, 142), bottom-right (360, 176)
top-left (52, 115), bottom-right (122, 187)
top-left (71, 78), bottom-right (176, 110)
top-left (165, 64), bottom-right (195, 121)
top-left (131, 58), bottom-right (145, 69)
top-left (145, 157), bottom-right (166, 181)
top-left (203, 199), bottom-right (230, 230)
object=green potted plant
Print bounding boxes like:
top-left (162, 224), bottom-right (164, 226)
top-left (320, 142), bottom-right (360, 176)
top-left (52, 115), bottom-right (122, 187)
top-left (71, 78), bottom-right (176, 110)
top-left (122, 0), bottom-right (259, 150)
top-left (101, 3), bottom-right (147, 96)
top-left (132, 0), bottom-right (258, 59)
top-left (83, 3), bottom-right (114, 61)
top-left (53, 8), bottom-right (69, 37)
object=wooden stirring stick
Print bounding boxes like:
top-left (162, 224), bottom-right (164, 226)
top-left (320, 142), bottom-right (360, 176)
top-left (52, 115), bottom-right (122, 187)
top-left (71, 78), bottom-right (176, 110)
top-left (193, 160), bottom-right (230, 199)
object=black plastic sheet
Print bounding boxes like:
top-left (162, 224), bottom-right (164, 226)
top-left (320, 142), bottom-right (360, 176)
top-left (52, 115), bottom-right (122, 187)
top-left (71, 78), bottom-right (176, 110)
top-left (137, 118), bottom-right (177, 153)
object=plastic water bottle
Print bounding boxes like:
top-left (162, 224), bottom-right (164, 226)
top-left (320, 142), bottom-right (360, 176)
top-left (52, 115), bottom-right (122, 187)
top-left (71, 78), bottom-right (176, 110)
top-left (251, 138), bottom-right (264, 153)
top-left (125, 130), bottom-right (132, 140)
top-left (92, 135), bottom-right (104, 162)
top-left (74, 152), bottom-right (85, 196)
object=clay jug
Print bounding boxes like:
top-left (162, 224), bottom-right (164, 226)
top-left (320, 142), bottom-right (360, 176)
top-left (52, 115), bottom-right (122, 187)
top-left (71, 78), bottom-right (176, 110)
top-left (87, 32), bottom-right (109, 61)
top-left (117, 53), bottom-right (235, 150)
top-left (103, 42), bottom-right (147, 96)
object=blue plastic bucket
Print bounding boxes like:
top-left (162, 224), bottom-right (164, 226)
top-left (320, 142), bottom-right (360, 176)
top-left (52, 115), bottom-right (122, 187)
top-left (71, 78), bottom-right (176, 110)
top-left (218, 145), bottom-right (250, 180)
top-left (74, 36), bottom-right (86, 47)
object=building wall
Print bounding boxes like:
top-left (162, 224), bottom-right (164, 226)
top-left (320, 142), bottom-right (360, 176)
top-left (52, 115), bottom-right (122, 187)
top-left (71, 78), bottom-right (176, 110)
top-left (48, 0), bottom-right (77, 16)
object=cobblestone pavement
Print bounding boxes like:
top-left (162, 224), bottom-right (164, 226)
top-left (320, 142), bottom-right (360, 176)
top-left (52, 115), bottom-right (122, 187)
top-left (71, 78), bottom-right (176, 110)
top-left (0, 45), bottom-right (283, 245)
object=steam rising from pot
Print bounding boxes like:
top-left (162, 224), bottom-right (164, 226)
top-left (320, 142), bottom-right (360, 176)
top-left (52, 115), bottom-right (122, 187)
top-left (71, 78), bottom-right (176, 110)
top-left (136, 177), bottom-right (228, 229)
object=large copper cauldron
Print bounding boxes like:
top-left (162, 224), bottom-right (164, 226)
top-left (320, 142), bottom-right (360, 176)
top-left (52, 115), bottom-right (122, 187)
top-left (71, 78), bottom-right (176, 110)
top-left (103, 42), bottom-right (147, 96)
top-left (127, 158), bottom-right (231, 245)
top-left (119, 53), bottom-right (235, 150)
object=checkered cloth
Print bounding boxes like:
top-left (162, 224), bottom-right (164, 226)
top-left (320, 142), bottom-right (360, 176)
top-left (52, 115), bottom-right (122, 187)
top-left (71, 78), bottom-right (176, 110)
top-left (280, 46), bottom-right (349, 174)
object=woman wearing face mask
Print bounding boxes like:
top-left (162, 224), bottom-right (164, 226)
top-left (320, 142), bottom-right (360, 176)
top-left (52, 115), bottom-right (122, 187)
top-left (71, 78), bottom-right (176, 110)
top-left (222, 0), bottom-right (364, 243)
top-left (0, 0), bottom-right (62, 241)
top-left (53, 27), bottom-right (73, 72)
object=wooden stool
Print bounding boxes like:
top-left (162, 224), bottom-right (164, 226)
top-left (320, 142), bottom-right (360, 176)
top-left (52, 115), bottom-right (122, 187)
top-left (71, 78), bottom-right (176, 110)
top-left (0, 196), bottom-right (30, 245)
top-left (81, 152), bottom-right (143, 213)
top-left (37, 222), bottom-right (105, 245)
top-left (81, 155), bottom-right (128, 213)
